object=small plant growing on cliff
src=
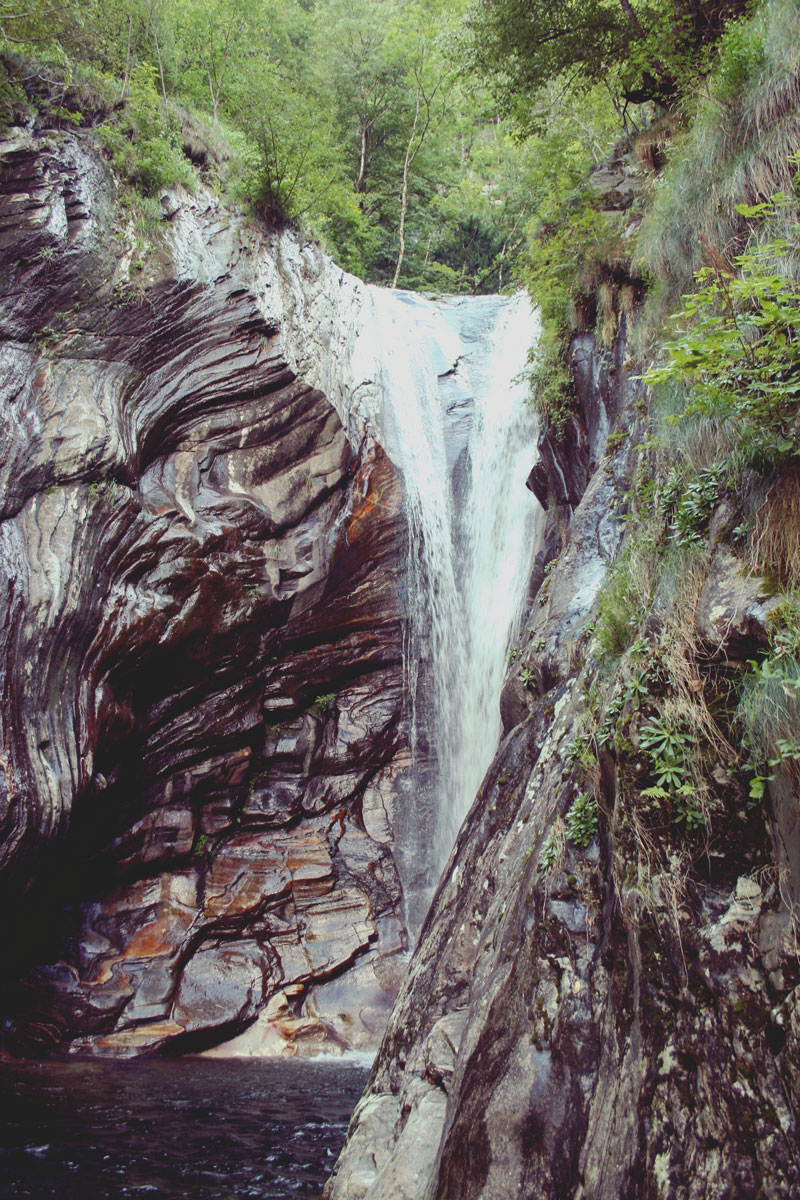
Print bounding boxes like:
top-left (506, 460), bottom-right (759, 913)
top-left (519, 665), bottom-right (536, 689)
top-left (623, 672), bottom-right (650, 710)
top-left (738, 602), bottom-right (800, 795)
top-left (193, 833), bottom-right (210, 858)
top-left (32, 325), bottom-right (58, 351)
top-left (314, 692), bottom-right (336, 714)
top-left (669, 468), bottom-right (720, 546)
top-left (568, 731), bottom-right (597, 772)
top-left (538, 818), bottom-right (566, 876)
top-left (565, 791), bottom-right (598, 848)
top-left (639, 717), bottom-right (705, 828)
top-left (639, 717), bottom-right (688, 762)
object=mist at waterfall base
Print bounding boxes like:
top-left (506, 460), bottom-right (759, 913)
top-left (361, 290), bottom-right (540, 930)
top-left (0, 1057), bottom-right (369, 1198)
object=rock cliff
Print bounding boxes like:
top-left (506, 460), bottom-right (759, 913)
top-left (0, 125), bottom-right (412, 1056)
top-left (324, 323), bottom-right (800, 1197)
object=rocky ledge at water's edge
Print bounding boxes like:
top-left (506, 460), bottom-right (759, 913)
top-left (0, 125), bottom-right (413, 1058)
top-left (324, 323), bottom-right (800, 1198)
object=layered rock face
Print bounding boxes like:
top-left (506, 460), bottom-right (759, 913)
top-left (325, 329), bottom-right (800, 1198)
top-left (0, 128), bottom-right (410, 1055)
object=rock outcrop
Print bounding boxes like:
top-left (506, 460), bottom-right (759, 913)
top-left (324, 326), bottom-right (800, 1198)
top-left (0, 126), bottom-right (411, 1056)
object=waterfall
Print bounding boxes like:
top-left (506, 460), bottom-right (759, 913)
top-left (356, 289), bottom-right (540, 931)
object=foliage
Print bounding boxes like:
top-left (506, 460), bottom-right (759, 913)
top-left (464, 0), bottom-right (750, 120)
top-left (517, 86), bottom-right (633, 434)
top-left (639, 716), bottom-right (704, 827)
top-left (565, 791), bottom-right (598, 848)
top-left (663, 466), bottom-right (721, 545)
top-left (639, 0), bottom-right (800, 304)
top-left (738, 600), bottom-right (800, 796)
top-left (646, 226), bottom-right (800, 474)
top-left (0, 0), bottom-right (558, 289)
top-left (99, 63), bottom-right (197, 196)
top-left (594, 537), bottom-right (658, 662)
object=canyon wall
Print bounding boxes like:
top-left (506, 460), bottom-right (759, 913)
top-left (0, 125), bottom-right (414, 1056)
top-left (324, 324), bottom-right (800, 1198)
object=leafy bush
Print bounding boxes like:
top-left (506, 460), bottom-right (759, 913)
top-left (665, 467), bottom-right (721, 545)
top-left (524, 193), bottom-right (632, 437)
top-left (639, 0), bottom-right (800, 302)
top-left (639, 716), bottom-right (704, 828)
top-left (565, 792), bottom-right (598, 848)
top-left (98, 65), bottom-right (195, 198)
top-left (646, 226), bottom-right (800, 474)
top-left (738, 600), bottom-right (800, 794)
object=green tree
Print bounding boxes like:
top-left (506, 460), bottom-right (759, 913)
top-left (385, 0), bottom-right (456, 285)
top-left (464, 0), bottom-right (751, 118)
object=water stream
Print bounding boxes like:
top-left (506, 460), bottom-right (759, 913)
top-left (360, 290), bottom-right (540, 929)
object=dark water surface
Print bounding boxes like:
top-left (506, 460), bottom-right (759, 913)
top-left (0, 1057), bottom-right (370, 1199)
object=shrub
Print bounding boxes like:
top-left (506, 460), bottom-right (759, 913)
top-left (668, 467), bottom-right (721, 545)
top-left (98, 65), bottom-right (195, 198)
top-left (565, 791), bottom-right (598, 847)
top-left (646, 225), bottom-right (800, 475)
top-left (594, 536), bottom-right (658, 662)
top-left (638, 0), bottom-right (800, 305)
top-left (738, 600), bottom-right (800, 794)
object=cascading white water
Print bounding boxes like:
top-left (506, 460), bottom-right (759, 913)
top-left (356, 288), bottom-right (540, 930)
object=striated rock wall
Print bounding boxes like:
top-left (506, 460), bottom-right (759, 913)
top-left (324, 325), bottom-right (800, 1198)
top-left (0, 127), bottom-right (412, 1056)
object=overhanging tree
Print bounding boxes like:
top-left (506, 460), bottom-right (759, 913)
top-left (465, 0), bottom-right (752, 118)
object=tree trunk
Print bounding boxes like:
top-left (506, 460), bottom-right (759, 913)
top-left (122, 14), bottom-right (134, 99)
top-left (391, 132), bottom-right (415, 288)
top-left (146, 2), bottom-right (169, 121)
top-left (618, 0), bottom-right (645, 35)
top-left (392, 77), bottom-right (432, 289)
top-left (356, 119), bottom-right (369, 192)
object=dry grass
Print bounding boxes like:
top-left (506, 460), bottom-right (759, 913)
top-left (633, 114), bottom-right (681, 172)
top-left (661, 413), bottom-right (738, 477)
top-left (637, 0), bottom-right (800, 312)
top-left (597, 280), bottom-right (618, 345)
top-left (612, 782), bottom-right (691, 977)
top-left (746, 467), bottom-right (800, 589)
top-left (619, 283), bottom-right (638, 320)
top-left (648, 547), bottom-right (737, 835)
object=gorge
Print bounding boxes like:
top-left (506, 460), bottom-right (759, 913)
top-left (0, 126), bottom-right (538, 1059)
top-left (2, 0), bottom-right (800, 1194)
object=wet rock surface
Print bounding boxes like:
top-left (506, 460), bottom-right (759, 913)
top-left (0, 128), bottom-right (410, 1056)
top-left (325, 329), bottom-right (800, 1198)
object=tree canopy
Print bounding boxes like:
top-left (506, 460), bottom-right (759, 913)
top-left (465, 0), bottom-right (751, 119)
top-left (0, 0), bottom-right (756, 291)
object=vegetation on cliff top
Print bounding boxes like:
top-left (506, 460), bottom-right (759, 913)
top-left (0, 0), bottom-right (543, 291)
top-left (444, 0), bottom-right (799, 961)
